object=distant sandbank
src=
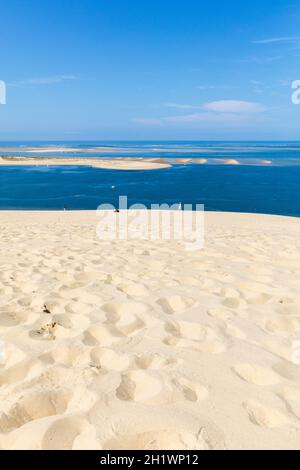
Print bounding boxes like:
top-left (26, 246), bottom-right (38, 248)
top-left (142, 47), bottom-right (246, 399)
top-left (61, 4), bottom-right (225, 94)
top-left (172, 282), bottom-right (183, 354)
top-left (0, 156), bottom-right (275, 169)
top-left (0, 157), bottom-right (171, 171)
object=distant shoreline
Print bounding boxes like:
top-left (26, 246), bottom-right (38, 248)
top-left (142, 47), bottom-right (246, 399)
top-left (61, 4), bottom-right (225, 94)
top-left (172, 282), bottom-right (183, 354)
top-left (0, 156), bottom-right (171, 170)
top-left (0, 155), bottom-right (275, 169)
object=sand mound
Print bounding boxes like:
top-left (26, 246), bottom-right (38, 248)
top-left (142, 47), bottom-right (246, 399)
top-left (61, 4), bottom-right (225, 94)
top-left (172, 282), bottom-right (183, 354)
top-left (0, 210), bottom-right (299, 449)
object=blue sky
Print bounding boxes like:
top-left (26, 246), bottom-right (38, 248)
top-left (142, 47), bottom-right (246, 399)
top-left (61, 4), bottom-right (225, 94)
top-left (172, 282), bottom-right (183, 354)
top-left (0, 0), bottom-right (300, 140)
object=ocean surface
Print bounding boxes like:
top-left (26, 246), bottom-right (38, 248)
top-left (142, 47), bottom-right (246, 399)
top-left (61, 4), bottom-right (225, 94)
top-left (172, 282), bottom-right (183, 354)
top-left (0, 141), bottom-right (299, 216)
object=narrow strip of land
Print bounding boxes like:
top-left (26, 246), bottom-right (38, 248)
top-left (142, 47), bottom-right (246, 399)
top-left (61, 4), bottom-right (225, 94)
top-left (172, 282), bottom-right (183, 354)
top-left (0, 156), bottom-right (171, 170)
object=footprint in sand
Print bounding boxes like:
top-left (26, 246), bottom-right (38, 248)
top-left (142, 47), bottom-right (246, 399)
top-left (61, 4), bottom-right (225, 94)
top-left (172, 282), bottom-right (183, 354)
top-left (58, 286), bottom-right (85, 300)
top-left (103, 301), bottom-right (149, 336)
top-left (65, 300), bottom-right (93, 315)
top-left (111, 313), bottom-right (146, 336)
top-left (221, 297), bottom-right (247, 309)
top-left (209, 272), bottom-right (235, 283)
top-left (166, 320), bottom-right (206, 341)
top-left (0, 342), bottom-right (26, 369)
top-left (103, 300), bottom-right (148, 317)
top-left (83, 323), bottom-right (121, 347)
top-left (243, 400), bottom-right (288, 428)
top-left (41, 346), bottom-right (90, 367)
top-left (24, 365), bottom-right (94, 391)
top-left (90, 347), bottom-right (130, 372)
top-left (176, 275), bottom-right (201, 287)
top-left (20, 282), bottom-right (38, 295)
top-left (118, 283), bottom-right (148, 297)
top-left (164, 320), bottom-right (226, 353)
top-left (42, 417), bottom-right (101, 450)
top-left (74, 271), bottom-right (107, 283)
top-left (0, 285), bottom-right (14, 296)
top-left (273, 361), bottom-right (300, 382)
top-left (278, 302), bottom-right (300, 315)
top-left (105, 273), bottom-right (125, 285)
top-left (29, 321), bottom-right (59, 341)
top-left (42, 299), bottom-right (67, 315)
top-left (237, 282), bottom-right (273, 305)
top-left (264, 316), bottom-right (300, 334)
top-left (103, 429), bottom-right (209, 450)
top-left (0, 358), bottom-right (42, 387)
top-left (79, 292), bottom-right (104, 306)
top-left (279, 387), bottom-right (300, 420)
top-left (134, 353), bottom-right (178, 370)
top-left (29, 314), bottom-right (86, 341)
top-left (246, 293), bottom-right (272, 305)
top-left (173, 377), bottom-right (209, 402)
top-left (58, 286), bottom-right (103, 306)
top-left (17, 296), bottom-right (34, 308)
top-left (157, 295), bottom-right (197, 315)
top-left (220, 287), bottom-right (240, 299)
top-left (116, 371), bottom-right (162, 402)
top-left (0, 308), bottom-right (36, 327)
top-left (225, 324), bottom-right (246, 339)
top-left (0, 389), bottom-right (72, 433)
top-left (51, 313), bottom-right (90, 335)
top-left (207, 308), bottom-right (234, 322)
top-left (263, 337), bottom-right (295, 362)
top-left (233, 364), bottom-right (279, 386)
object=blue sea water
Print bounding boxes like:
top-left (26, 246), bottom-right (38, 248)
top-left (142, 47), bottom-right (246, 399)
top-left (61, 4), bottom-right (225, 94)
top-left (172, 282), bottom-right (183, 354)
top-left (0, 141), bottom-right (299, 217)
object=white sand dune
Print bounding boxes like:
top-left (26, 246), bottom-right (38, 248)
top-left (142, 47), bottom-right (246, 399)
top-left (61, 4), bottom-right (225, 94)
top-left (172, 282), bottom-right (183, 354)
top-left (0, 211), bottom-right (300, 450)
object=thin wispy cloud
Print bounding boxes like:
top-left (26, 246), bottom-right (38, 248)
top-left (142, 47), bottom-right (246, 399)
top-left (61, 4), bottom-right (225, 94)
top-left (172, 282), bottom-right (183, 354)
top-left (253, 36), bottom-right (300, 44)
top-left (278, 79), bottom-right (294, 87)
top-left (163, 112), bottom-right (241, 124)
top-left (134, 112), bottom-right (258, 126)
top-left (134, 100), bottom-right (266, 126)
top-left (203, 100), bottom-right (265, 113)
top-left (196, 84), bottom-right (237, 90)
top-left (250, 80), bottom-right (269, 94)
top-left (164, 103), bottom-right (201, 110)
top-left (196, 85), bottom-right (217, 90)
top-left (165, 100), bottom-right (265, 113)
top-left (251, 79), bottom-right (291, 94)
top-left (132, 117), bottom-right (163, 125)
top-left (240, 56), bottom-right (282, 64)
top-left (9, 75), bottom-right (78, 87)
top-left (251, 80), bottom-right (265, 86)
